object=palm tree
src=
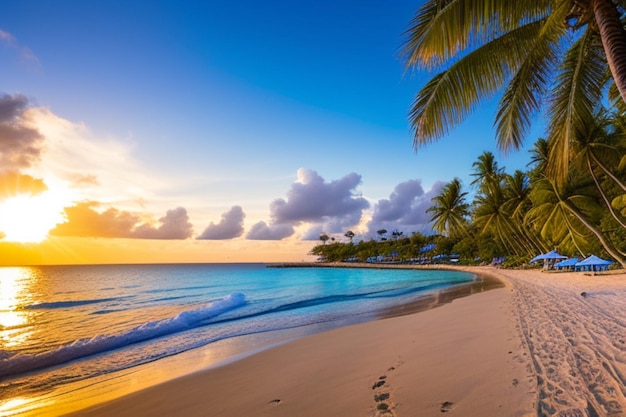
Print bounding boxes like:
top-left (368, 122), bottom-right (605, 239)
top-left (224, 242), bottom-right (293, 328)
top-left (344, 230), bottom-right (355, 243)
top-left (319, 233), bottom-right (329, 245)
top-left (527, 174), bottom-right (626, 267)
top-left (471, 151), bottom-right (504, 192)
top-left (503, 170), bottom-right (548, 254)
top-left (427, 178), bottom-right (470, 237)
top-left (402, 0), bottom-right (626, 184)
top-left (377, 229), bottom-right (388, 241)
top-left (571, 110), bottom-right (626, 229)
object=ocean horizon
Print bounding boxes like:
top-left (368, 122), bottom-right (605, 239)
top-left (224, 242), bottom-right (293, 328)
top-left (0, 263), bottom-right (477, 416)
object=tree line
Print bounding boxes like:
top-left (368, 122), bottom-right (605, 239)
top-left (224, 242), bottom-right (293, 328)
top-left (311, 111), bottom-right (626, 268)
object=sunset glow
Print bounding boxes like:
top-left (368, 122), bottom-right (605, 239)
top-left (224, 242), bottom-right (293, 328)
top-left (0, 2), bottom-right (533, 265)
top-left (0, 193), bottom-right (66, 243)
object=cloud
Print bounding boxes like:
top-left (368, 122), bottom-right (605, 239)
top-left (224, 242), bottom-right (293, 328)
top-left (26, 105), bottom-right (169, 207)
top-left (51, 202), bottom-right (139, 238)
top-left (71, 174), bottom-right (100, 187)
top-left (270, 169), bottom-right (369, 223)
top-left (247, 169), bottom-right (369, 240)
top-left (51, 202), bottom-right (193, 239)
top-left (0, 29), bottom-right (40, 70)
top-left (132, 207), bottom-right (193, 239)
top-left (246, 221), bottom-right (295, 240)
top-left (0, 170), bottom-right (47, 200)
top-left (367, 179), bottom-right (447, 236)
top-left (0, 93), bottom-right (44, 170)
top-left (197, 206), bottom-right (246, 240)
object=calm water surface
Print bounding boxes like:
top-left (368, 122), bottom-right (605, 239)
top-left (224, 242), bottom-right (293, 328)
top-left (0, 263), bottom-right (474, 416)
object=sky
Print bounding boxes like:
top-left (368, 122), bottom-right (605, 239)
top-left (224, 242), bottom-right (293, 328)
top-left (0, 0), bottom-right (541, 265)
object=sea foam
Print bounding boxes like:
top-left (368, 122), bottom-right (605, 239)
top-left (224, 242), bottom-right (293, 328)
top-left (0, 293), bottom-right (246, 378)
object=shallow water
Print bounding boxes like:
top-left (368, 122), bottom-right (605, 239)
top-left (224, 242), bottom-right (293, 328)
top-left (0, 263), bottom-right (475, 416)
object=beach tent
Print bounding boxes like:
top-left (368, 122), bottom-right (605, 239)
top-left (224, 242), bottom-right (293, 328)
top-left (530, 250), bottom-right (568, 263)
top-left (575, 255), bottom-right (612, 273)
top-left (554, 257), bottom-right (578, 271)
top-left (530, 250), bottom-right (568, 270)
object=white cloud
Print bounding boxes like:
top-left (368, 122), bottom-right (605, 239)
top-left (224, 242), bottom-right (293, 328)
top-left (197, 206), bottom-right (246, 240)
top-left (0, 29), bottom-right (40, 70)
top-left (132, 207), bottom-right (193, 239)
top-left (366, 179), bottom-right (446, 236)
top-left (26, 106), bottom-right (169, 209)
top-left (247, 168), bottom-right (369, 240)
top-left (246, 221), bottom-right (294, 240)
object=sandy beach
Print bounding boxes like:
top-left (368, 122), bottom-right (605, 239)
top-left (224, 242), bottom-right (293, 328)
top-left (67, 265), bottom-right (626, 417)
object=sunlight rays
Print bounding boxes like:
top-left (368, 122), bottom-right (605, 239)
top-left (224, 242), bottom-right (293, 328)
top-left (0, 191), bottom-right (68, 243)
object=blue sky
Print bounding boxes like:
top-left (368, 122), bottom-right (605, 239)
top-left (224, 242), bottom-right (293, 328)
top-left (0, 1), bottom-right (542, 263)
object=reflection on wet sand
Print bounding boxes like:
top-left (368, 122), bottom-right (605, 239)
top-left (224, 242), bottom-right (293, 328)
top-left (379, 274), bottom-right (504, 319)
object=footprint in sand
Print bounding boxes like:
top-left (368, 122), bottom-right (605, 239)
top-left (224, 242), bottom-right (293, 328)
top-left (372, 368), bottom-right (399, 416)
top-left (440, 401), bottom-right (454, 413)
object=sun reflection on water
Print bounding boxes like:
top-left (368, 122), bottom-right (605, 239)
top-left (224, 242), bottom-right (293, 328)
top-left (0, 267), bottom-right (36, 347)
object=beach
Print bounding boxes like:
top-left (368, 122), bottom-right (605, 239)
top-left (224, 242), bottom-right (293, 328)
top-left (66, 265), bottom-right (626, 417)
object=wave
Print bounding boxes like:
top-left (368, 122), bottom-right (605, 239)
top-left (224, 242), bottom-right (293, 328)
top-left (208, 281), bottom-right (463, 326)
top-left (22, 297), bottom-right (132, 310)
top-left (0, 293), bottom-right (246, 379)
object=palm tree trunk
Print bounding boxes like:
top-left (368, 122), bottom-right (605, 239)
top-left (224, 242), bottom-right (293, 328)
top-left (563, 199), bottom-right (626, 267)
top-left (592, 0), bottom-right (626, 103)
top-left (590, 151), bottom-right (626, 192)
top-left (587, 156), bottom-right (626, 229)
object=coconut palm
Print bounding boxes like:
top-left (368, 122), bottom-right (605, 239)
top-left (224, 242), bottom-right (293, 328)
top-left (503, 170), bottom-right (548, 254)
top-left (427, 178), bottom-right (470, 237)
top-left (527, 173), bottom-right (626, 267)
top-left (571, 110), bottom-right (626, 229)
top-left (471, 151), bottom-right (505, 192)
top-left (403, 0), bottom-right (626, 184)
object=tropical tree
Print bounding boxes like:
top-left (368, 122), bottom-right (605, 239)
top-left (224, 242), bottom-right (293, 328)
top-left (473, 176), bottom-right (525, 256)
top-left (527, 173), bottom-right (626, 267)
top-left (402, 0), bottom-right (626, 184)
top-left (427, 178), bottom-right (470, 237)
top-left (319, 233), bottom-right (329, 245)
top-left (503, 170), bottom-right (548, 254)
top-left (471, 151), bottom-right (505, 192)
top-left (571, 110), bottom-right (626, 228)
top-left (344, 230), bottom-right (355, 243)
top-left (391, 230), bottom-right (404, 240)
top-left (377, 229), bottom-right (388, 241)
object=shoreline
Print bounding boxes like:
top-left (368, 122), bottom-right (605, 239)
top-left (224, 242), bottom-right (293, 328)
top-left (55, 265), bottom-right (626, 416)
top-left (66, 265), bottom-right (527, 417)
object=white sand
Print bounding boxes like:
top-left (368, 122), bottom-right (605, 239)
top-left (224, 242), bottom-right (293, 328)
top-left (496, 268), bottom-right (626, 416)
top-left (62, 266), bottom-right (626, 417)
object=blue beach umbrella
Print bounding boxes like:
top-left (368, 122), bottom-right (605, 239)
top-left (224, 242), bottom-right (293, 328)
top-left (575, 255), bottom-right (612, 272)
top-left (530, 249), bottom-right (568, 263)
top-left (530, 250), bottom-right (568, 270)
top-left (555, 258), bottom-right (578, 268)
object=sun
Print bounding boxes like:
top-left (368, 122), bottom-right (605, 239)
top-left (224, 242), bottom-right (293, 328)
top-left (0, 193), bottom-right (67, 243)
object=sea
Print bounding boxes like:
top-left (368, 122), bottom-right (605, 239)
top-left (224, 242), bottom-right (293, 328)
top-left (0, 263), bottom-right (477, 416)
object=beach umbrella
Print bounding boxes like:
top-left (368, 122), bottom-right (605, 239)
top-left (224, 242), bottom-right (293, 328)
top-left (530, 250), bottom-right (567, 263)
top-left (554, 257), bottom-right (578, 271)
top-left (555, 258), bottom-right (578, 268)
top-left (530, 250), bottom-right (568, 270)
top-left (575, 255), bottom-right (612, 270)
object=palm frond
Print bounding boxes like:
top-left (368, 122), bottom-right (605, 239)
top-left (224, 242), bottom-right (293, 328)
top-left (409, 22), bottom-right (544, 147)
top-left (495, 4), bottom-right (568, 152)
top-left (402, 0), bottom-right (550, 70)
top-left (546, 28), bottom-right (607, 184)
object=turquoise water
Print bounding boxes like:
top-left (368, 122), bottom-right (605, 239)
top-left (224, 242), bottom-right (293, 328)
top-left (0, 263), bottom-right (474, 415)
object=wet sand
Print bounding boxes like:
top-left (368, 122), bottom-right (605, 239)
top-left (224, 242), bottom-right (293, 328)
top-left (68, 265), bottom-right (626, 417)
